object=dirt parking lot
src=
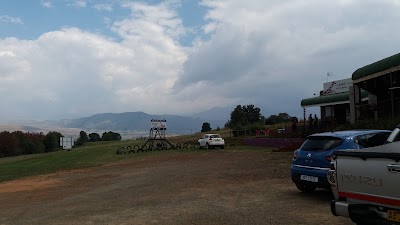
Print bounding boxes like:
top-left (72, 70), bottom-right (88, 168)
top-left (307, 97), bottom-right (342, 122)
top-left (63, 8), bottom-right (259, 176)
top-left (0, 151), bottom-right (353, 225)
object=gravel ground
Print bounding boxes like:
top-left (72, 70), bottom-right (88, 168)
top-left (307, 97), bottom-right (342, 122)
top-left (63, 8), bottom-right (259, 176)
top-left (0, 151), bottom-right (353, 225)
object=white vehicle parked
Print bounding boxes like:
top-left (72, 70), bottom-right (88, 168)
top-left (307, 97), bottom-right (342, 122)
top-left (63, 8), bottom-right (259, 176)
top-left (198, 134), bottom-right (225, 149)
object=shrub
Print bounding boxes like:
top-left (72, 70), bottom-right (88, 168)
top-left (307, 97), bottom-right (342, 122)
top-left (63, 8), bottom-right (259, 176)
top-left (335, 117), bottom-right (400, 131)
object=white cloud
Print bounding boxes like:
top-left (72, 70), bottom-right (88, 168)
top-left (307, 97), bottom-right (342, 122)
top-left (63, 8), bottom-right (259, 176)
top-left (172, 0), bottom-right (400, 117)
top-left (0, 28), bottom-right (139, 119)
top-left (68, 0), bottom-right (87, 8)
top-left (94, 3), bottom-right (113, 12)
top-left (0, 15), bottom-right (23, 24)
top-left (1, 0), bottom-right (400, 122)
top-left (41, 1), bottom-right (53, 8)
top-left (0, 1), bottom-right (188, 121)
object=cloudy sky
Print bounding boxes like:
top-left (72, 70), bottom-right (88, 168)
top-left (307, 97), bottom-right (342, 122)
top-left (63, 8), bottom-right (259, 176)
top-left (1, 0), bottom-right (400, 122)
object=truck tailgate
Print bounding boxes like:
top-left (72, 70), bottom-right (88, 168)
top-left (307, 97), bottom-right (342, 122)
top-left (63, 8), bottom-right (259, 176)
top-left (335, 151), bottom-right (400, 208)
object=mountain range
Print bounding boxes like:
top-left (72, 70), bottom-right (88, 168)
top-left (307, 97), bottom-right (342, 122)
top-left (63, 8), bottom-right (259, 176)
top-left (54, 111), bottom-right (226, 134)
top-left (0, 107), bottom-right (231, 139)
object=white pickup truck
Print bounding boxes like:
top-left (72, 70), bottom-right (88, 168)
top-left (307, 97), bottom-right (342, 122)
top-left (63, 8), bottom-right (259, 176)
top-left (328, 125), bottom-right (400, 225)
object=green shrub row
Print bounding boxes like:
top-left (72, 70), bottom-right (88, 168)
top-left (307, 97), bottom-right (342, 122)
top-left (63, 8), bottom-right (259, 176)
top-left (0, 131), bottom-right (62, 158)
top-left (335, 117), bottom-right (400, 131)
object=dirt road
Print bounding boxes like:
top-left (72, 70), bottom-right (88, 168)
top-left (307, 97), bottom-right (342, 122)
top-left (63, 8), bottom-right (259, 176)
top-left (0, 151), bottom-right (353, 225)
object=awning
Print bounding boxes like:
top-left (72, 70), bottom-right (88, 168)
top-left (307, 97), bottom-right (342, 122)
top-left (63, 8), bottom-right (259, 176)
top-left (301, 91), bottom-right (368, 108)
top-left (352, 52), bottom-right (400, 83)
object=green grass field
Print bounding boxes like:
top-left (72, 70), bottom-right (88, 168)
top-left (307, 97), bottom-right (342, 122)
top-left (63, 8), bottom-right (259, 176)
top-left (0, 130), bottom-right (273, 183)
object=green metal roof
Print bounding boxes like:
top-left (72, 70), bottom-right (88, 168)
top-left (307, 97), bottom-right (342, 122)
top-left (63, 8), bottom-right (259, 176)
top-left (301, 91), bottom-right (368, 107)
top-left (352, 52), bottom-right (400, 81)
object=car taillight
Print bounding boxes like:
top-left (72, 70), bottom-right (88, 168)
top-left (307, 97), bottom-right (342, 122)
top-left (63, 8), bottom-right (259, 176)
top-left (209, 138), bottom-right (212, 140)
top-left (326, 156), bottom-right (332, 162)
top-left (330, 154), bottom-right (336, 170)
top-left (330, 161), bottom-right (335, 170)
top-left (328, 160), bottom-right (337, 187)
top-left (293, 152), bottom-right (298, 160)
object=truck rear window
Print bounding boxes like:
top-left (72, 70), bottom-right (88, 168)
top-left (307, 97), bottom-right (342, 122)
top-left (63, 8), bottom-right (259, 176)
top-left (300, 136), bottom-right (343, 151)
top-left (355, 132), bottom-right (391, 147)
top-left (387, 128), bottom-right (400, 143)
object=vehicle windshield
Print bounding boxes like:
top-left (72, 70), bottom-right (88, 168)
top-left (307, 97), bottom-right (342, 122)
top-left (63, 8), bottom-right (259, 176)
top-left (300, 136), bottom-right (343, 151)
top-left (210, 134), bottom-right (221, 138)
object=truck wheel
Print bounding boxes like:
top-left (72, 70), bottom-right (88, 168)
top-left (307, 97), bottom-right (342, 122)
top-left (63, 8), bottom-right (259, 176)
top-left (296, 183), bottom-right (317, 192)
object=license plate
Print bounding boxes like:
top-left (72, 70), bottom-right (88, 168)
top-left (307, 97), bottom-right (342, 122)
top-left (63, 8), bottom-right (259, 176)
top-left (300, 175), bottom-right (318, 182)
top-left (387, 210), bottom-right (400, 222)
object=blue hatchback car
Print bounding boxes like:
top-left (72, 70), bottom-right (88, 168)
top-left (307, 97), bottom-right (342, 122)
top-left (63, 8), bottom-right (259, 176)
top-left (290, 129), bottom-right (391, 192)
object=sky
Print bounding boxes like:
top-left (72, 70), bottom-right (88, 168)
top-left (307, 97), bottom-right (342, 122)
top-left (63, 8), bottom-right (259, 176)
top-left (1, 0), bottom-right (400, 122)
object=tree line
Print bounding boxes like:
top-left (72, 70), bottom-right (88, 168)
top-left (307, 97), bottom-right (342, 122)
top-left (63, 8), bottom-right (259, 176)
top-left (0, 131), bottom-right (62, 158)
top-left (224, 105), bottom-right (295, 130)
top-left (200, 104), bottom-right (296, 132)
top-left (76, 130), bottom-right (122, 146)
top-left (0, 130), bottom-right (122, 158)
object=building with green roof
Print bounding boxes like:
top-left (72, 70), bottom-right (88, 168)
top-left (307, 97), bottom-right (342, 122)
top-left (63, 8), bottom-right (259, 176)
top-left (301, 52), bottom-right (400, 129)
top-left (301, 85), bottom-right (369, 130)
top-left (351, 52), bottom-right (400, 122)
top-left (301, 91), bottom-right (368, 108)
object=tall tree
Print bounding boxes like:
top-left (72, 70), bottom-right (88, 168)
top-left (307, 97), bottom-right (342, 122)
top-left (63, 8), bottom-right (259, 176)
top-left (265, 112), bottom-right (293, 125)
top-left (227, 105), bottom-right (247, 128)
top-left (201, 122), bottom-right (212, 132)
top-left (29, 133), bottom-right (45, 153)
top-left (278, 113), bottom-right (291, 121)
top-left (0, 131), bottom-right (19, 157)
top-left (43, 131), bottom-right (62, 152)
top-left (227, 104), bottom-right (263, 128)
top-left (89, 133), bottom-right (101, 142)
top-left (76, 131), bottom-right (89, 146)
top-left (242, 104), bottom-right (262, 124)
top-left (102, 131), bottom-right (121, 141)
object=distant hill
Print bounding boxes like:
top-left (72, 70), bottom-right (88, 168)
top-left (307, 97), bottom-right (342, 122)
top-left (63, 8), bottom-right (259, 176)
top-left (50, 112), bottom-right (226, 135)
top-left (0, 124), bottom-right (85, 139)
top-left (189, 106), bottom-right (231, 122)
top-left (0, 111), bottom-right (227, 139)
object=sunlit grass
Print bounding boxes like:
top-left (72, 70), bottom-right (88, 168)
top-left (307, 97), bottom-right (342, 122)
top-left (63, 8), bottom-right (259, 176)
top-left (0, 130), bottom-right (274, 183)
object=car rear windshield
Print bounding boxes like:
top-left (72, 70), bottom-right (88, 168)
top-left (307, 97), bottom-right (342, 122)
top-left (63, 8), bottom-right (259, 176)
top-left (210, 135), bottom-right (221, 138)
top-left (300, 136), bottom-right (344, 151)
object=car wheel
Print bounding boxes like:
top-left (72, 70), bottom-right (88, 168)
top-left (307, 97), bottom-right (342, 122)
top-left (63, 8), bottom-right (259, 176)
top-left (221, 146), bottom-right (225, 149)
top-left (206, 143), bottom-right (210, 149)
top-left (295, 183), bottom-right (317, 193)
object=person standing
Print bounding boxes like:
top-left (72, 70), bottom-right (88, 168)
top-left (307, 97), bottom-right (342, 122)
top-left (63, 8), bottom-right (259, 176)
top-left (291, 117), bottom-right (298, 132)
top-left (314, 114), bottom-right (319, 130)
top-left (308, 114), bottom-right (313, 130)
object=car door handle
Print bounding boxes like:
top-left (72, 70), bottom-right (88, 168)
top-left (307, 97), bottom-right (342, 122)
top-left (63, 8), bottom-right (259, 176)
top-left (387, 164), bottom-right (400, 173)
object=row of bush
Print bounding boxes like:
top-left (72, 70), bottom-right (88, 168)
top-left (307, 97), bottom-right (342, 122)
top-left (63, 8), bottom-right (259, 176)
top-left (0, 129), bottom-right (124, 158)
top-left (231, 117), bottom-right (400, 139)
top-left (0, 131), bottom-right (62, 158)
top-left (335, 117), bottom-right (400, 131)
top-left (76, 131), bottom-right (122, 146)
